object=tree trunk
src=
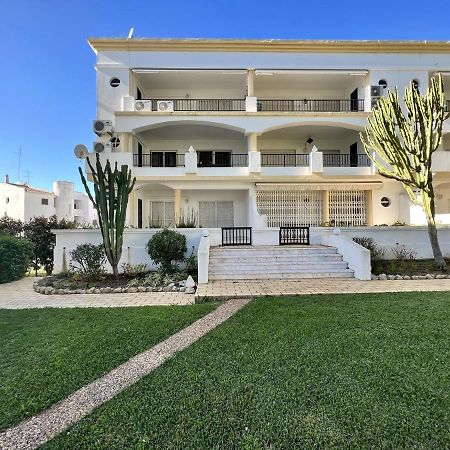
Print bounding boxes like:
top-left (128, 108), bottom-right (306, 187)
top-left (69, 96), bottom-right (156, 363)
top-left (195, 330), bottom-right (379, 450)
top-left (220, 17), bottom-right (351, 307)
top-left (422, 190), bottom-right (447, 270)
top-left (112, 264), bottom-right (119, 278)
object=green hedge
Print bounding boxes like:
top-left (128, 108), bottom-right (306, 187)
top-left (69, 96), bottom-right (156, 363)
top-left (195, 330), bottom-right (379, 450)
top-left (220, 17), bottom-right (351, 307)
top-left (0, 234), bottom-right (34, 283)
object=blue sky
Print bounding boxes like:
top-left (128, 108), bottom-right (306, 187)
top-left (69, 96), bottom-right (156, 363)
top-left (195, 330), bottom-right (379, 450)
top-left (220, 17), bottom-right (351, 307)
top-left (1, 0), bottom-right (450, 192)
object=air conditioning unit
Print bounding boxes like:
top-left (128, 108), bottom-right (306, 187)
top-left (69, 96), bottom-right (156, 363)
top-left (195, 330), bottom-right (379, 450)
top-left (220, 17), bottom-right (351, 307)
top-left (157, 100), bottom-right (174, 112)
top-left (370, 85), bottom-right (383, 97)
top-left (371, 98), bottom-right (380, 110)
top-left (93, 120), bottom-right (113, 136)
top-left (93, 141), bottom-right (111, 153)
top-left (134, 100), bottom-right (152, 111)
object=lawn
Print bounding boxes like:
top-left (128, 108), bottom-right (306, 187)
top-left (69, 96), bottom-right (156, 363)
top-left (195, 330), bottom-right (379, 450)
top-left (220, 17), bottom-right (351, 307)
top-left (45, 292), bottom-right (450, 450)
top-left (0, 304), bottom-right (216, 431)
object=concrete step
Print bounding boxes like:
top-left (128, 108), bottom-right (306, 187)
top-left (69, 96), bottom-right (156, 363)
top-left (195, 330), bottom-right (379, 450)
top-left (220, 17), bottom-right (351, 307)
top-left (210, 255), bottom-right (344, 263)
top-left (210, 269), bottom-right (355, 280)
top-left (210, 262), bottom-right (349, 272)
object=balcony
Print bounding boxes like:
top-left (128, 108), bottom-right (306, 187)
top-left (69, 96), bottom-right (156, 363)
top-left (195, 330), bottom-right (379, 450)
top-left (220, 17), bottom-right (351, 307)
top-left (323, 153), bottom-right (371, 167)
top-left (148, 98), bottom-right (246, 112)
top-left (197, 152), bottom-right (248, 167)
top-left (261, 153), bottom-right (309, 166)
top-left (257, 99), bottom-right (364, 113)
top-left (133, 152), bottom-right (185, 167)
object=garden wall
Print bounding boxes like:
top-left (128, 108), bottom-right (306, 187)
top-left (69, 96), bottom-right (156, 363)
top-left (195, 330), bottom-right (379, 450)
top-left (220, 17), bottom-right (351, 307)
top-left (53, 226), bottom-right (450, 274)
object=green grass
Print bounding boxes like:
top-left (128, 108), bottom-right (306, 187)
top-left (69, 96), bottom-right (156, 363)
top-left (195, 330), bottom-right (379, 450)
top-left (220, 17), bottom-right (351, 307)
top-left (0, 304), bottom-right (216, 431)
top-left (45, 292), bottom-right (450, 450)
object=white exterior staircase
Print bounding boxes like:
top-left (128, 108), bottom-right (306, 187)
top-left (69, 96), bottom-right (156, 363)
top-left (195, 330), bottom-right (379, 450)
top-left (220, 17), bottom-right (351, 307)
top-left (208, 245), bottom-right (354, 280)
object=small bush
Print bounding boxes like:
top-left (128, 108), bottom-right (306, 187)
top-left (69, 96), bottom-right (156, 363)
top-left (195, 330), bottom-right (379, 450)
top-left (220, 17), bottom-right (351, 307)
top-left (0, 234), bottom-right (34, 283)
top-left (392, 244), bottom-right (417, 261)
top-left (127, 270), bottom-right (187, 288)
top-left (121, 263), bottom-right (147, 277)
top-left (69, 244), bottom-right (106, 281)
top-left (185, 246), bottom-right (198, 274)
top-left (353, 237), bottom-right (385, 264)
top-left (146, 229), bottom-right (187, 273)
top-left (0, 216), bottom-right (23, 236)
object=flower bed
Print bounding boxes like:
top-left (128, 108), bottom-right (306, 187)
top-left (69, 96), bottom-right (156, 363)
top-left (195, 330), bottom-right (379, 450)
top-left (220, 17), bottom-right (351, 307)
top-left (33, 272), bottom-right (196, 295)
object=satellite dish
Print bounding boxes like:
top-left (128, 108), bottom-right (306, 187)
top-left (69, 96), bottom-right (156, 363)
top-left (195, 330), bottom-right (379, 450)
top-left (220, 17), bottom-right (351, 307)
top-left (74, 144), bottom-right (88, 160)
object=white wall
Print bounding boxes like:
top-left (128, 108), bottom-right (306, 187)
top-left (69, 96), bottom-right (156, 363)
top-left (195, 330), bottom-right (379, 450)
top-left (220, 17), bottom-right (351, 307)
top-left (0, 183), bottom-right (26, 221)
top-left (24, 191), bottom-right (55, 221)
top-left (54, 181), bottom-right (74, 221)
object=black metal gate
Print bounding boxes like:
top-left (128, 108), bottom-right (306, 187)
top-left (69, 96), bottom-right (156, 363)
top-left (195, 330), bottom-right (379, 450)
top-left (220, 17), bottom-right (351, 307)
top-left (279, 227), bottom-right (310, 245)
top-left (221, 227), bottom-right (252, 246)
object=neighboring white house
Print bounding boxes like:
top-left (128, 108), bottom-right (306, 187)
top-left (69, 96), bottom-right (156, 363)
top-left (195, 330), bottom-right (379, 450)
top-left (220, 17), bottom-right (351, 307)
top-left (0, 175), bottom-right (96, 224)
top-left (85, 37), bottom-right (450, 230)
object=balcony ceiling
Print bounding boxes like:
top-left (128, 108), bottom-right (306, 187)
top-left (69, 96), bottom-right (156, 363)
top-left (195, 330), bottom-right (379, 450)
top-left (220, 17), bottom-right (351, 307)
top-left (134, 70), bottom-right (247, 94)
top-left (262, 125), bottom-right (359, 139)
top-left (255, 72), bottom-right (362, 91)
top-left (138, 123), bottom-right (245, 140)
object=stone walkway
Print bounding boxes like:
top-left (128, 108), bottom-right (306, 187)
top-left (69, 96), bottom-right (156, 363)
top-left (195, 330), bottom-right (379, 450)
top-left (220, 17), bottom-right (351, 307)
top-left (0, 278), bottom-right (194, 308)
top-left (0, 298), bottom-right (251, 450)
top-left (196, 278), bottom-right (450, 300)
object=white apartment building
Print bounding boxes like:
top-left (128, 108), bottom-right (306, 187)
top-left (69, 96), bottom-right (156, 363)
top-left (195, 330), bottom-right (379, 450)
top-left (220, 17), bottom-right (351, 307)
top-left (87, 38), bottom-right (450, 236)
top-left (0, 176), bottom-right (96, 224)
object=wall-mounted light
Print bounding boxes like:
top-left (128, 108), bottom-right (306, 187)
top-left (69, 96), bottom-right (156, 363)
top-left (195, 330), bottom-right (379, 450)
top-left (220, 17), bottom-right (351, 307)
top-left (306, 137), bottom-right (314, 144)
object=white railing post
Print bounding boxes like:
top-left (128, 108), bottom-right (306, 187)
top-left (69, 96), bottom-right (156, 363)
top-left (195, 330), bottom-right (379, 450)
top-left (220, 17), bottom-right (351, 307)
top-left (197, 230), bottom-right (210, 284)
top-left (185, 146), bottom-right (198, 174)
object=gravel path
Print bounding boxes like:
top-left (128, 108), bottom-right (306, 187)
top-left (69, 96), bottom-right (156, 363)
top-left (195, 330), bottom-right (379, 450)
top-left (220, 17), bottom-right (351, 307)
top-left (0, 298), bottom-right (250, 450)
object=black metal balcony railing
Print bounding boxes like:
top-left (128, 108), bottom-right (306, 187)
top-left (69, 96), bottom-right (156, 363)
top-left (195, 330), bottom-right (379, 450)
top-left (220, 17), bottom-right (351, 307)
top-left (323, 153), bottom-right (371, 167)
top-left (257, 99), bottom-right (365, 112)
top-left (197, 153), bottom-right (248, 167)
top-left (133, 153), bottom-right (185, 167)
top-left (149, 98), bottom-right (246, 112)
top-left (261, 153), bottom-right (309, 167)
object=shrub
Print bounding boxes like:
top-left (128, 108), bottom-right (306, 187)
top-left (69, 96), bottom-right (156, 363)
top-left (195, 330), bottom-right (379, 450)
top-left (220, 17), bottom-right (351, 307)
top-left (352, 237), bottom-right (385, 265)
top-left (392, 244), bottom-right (417, 261)
top-left (0, 234), bottom-right (34, 283)
top-left (23, 215), bottom-right (77, 275)
top-left (121, 263), bottom-right (147, 277)
top-left (69, 244), bottom-right (106, 281)
top-left (185, 246), bottom-right (198, 274)
top-left (146, 229), bottom-right (187, 273)
top-left (0, 216), bottom-right (23, 236)
top-left (176, 210), bottom-right (198, 228)
top-left (127, 270), bottom-right (187, 288)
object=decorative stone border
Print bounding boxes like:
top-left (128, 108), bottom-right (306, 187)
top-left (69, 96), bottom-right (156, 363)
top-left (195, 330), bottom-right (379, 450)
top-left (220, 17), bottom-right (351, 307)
top-left (33, 280), bottom-right (196, 295)
top-left (371, 273), bottom-right (450, 280)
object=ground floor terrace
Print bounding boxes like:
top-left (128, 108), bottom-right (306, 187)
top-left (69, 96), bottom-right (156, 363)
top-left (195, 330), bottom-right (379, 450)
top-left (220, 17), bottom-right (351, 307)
top-left (126, 179), bottom-right (450, 229)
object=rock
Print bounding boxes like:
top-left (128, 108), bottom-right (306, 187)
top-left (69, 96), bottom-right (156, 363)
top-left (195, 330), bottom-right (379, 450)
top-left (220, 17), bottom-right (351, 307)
top-left (168, 282), bottom-right (175, 288)
top-left (179, 287), bottom-right (186, 292)
top-left (158, 287), bottom-right (164, 292)
top-left (417, 275), bottom-right (427, 280)
top-left (138, 286), bottom-right (146, 292)
top-left (185, 287), bottom-right (196, 294)
top-left (371, 274), bottom-right (378, 280)
top-left (94, 288), bottom-right (101, 294)
top-left (171, 286), bottom-right (178, 291)
top-left (387, 275), bottom-right (396, 280)
top-left (44, 287), bottom-right (54, 295)
top-left (185, 276), bottom-right (196, 288)
top-left (128, 287), bottom-right (138, 293)
top-left (178, 280), bottom-right (186, 287)
top-left (411, 275), bottom-right (419, 280)
top-left (436, 274), bottom-right (447, 279)
top-left (425, 274), bottom-right (434, 279)
top-left (113, 287), bottom-right (122, 294)
top-left (378, 273), bottom-right (387, 280)
top-left (403, 275), bottom-right (411, 280)
top-left (395, 275), bottom-right (403, 280)
top-left (163, 286), bottom-right (172, 292)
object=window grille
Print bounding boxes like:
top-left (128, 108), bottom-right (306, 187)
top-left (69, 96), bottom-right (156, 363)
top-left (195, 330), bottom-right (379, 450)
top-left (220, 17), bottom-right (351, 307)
top-left (329, 190), bottom-right (367, 226)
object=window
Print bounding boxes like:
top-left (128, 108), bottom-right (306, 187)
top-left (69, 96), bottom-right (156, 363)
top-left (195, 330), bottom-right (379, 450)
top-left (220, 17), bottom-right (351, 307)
top-left (148, 201), bottom-right (174, 227)
top-left (110, 137), bottom-right (120, 149)
top-left (198, 201), bottom-right (234, 227)
top-left (41, 198), bottom-right (49, 205)
top-left (378, 79), bottom-right (388, 89)
top-left (110, 78), bottom-right (121, 88)
top-left (381, 197), bottom-right (391, 207)
top-left (150, 152), bottom-right (177, 167)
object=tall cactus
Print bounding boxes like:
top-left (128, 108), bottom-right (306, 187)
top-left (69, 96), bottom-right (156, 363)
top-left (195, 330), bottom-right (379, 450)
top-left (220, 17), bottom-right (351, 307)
top-left (361, 75), bottom-right (449, 268)
top-left (79, 153), bottom-right (136, 276)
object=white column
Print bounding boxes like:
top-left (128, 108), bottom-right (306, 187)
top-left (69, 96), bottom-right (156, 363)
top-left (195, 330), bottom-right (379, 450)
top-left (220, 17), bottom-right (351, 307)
top-left (247, 132), bottom-right (261, 173)
top-left (174, 189), bottom-right (181, 223)
top-left (246, 69), bottom-right (257, 112)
